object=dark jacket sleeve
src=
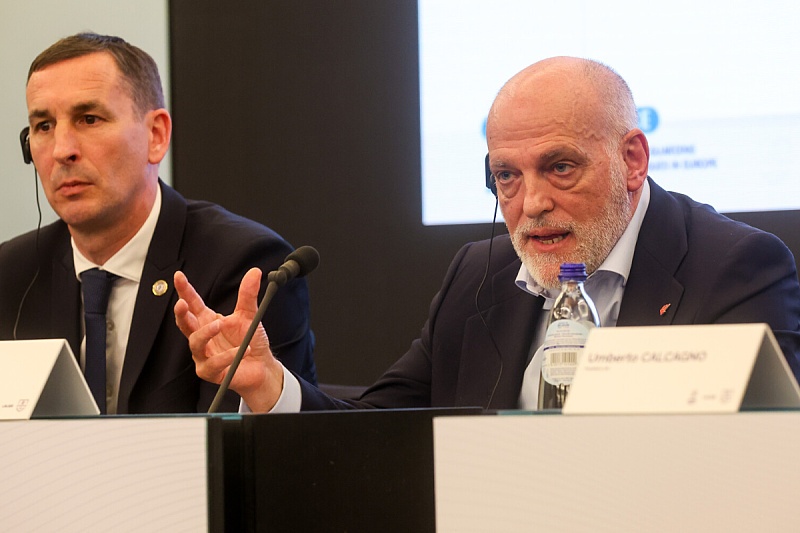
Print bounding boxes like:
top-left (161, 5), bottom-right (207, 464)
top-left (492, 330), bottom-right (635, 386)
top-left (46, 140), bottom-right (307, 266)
top-left (692, 229), bottom-right (800, 380)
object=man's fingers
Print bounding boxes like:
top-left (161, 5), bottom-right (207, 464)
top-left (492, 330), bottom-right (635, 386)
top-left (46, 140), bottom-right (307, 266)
top-left (174, 298), bottom-right (199, 338)
top-left (187, 318), bottom-right (222, 361)
top-left (196, 346), bottom-right (242, 384)
top-left (174, 271), bottom-right (213, 319)
top-left (234, 267), bottom-right (263, 316)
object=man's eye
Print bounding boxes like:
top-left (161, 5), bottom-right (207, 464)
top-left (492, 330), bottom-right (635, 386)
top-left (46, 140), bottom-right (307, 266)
top-left (495, 171), bottom-right (513, 181)
top-left (553, 162), bottom-right (572, 173)
top-left (84, 115), bottom-right (98, 124)
top-left (34, 121), bottom-right (51, 132)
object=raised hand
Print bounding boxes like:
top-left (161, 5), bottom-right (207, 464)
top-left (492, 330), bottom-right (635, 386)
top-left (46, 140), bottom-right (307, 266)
top-left (174, 267), bottom-right (284, 411)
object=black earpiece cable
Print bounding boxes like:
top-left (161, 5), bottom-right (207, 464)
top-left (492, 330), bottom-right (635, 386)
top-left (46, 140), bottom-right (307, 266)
top-left (475, 191), bottom-right (505, 409)
top-left (13, 166), bottom-right (43, 340)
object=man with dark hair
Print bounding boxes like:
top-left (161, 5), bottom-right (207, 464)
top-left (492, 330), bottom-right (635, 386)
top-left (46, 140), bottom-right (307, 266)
top-left (27, 33), bottom-right (165, 115)
top-left (176, 56), bottom-right (800, 412)
top-left (0, 32), bottom-right (317, 414)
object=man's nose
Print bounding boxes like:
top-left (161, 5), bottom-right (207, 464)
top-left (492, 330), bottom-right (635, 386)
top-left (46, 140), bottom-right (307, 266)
top-left (521, 177), bottom-right (555, 218)
top-left (52, 124), bottom-right (80, 164)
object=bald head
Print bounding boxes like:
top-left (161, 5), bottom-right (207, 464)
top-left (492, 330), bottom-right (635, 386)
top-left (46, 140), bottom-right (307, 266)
top-left (488, 57), bottom-right (638, 150)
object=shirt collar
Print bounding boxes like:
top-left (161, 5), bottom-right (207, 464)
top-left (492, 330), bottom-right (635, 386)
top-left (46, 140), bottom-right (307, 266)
top-left (515, 179), bottom-right (651, 299)
top-left (72, 185), bottom-right (162, 282)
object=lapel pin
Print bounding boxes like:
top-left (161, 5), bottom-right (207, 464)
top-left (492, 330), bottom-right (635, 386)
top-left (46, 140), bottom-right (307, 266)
top-left (659, 303), bottom-right (671, 316)
top-left (152, 280), bottom-right (169, 296)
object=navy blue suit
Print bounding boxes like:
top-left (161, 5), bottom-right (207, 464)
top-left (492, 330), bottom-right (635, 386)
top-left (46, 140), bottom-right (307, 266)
top-left (301, 178), bottom-right (800, 410)
top-left (0, 182), bottom-right (316, 413)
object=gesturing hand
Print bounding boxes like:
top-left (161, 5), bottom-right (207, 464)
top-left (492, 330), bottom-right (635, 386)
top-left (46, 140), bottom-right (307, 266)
top-left (174, 267), bottom-right (284, 411)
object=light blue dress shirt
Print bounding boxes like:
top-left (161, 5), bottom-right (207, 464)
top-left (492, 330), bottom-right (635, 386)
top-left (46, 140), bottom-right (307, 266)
top-left (518, 180), bottom-right (651, 409)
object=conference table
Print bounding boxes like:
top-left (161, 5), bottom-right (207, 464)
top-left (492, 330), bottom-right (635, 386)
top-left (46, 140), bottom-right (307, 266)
top-left (1, 408), bottom-right (798, 531)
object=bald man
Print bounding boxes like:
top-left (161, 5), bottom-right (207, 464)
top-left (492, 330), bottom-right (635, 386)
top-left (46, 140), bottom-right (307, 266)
top-left (175, 57), bottom-right (800, 412)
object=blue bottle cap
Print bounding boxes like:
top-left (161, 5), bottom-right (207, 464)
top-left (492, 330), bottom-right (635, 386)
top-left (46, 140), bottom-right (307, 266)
top-left (558, 263), bottom-right (588, 282)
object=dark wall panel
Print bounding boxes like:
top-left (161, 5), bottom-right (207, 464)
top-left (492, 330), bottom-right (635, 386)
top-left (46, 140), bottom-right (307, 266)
top-left (168, 0), bottom-right (498, 385)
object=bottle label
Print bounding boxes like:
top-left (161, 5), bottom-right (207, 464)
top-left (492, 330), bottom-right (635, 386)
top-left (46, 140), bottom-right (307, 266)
top-left (540, 320), bottom-right (590, 386)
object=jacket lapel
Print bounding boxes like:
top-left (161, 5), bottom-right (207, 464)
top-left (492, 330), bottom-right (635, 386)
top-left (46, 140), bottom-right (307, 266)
top-left (618, 179), bottom-right (687, 326)
top-left (50, 233), bottom-right (82, 357)
top-left (117, 183), bottom-right (187, 411)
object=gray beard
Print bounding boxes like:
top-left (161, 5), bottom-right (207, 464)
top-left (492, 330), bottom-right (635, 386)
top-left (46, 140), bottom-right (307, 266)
top-left (509, 169), bottom-right (632, 290)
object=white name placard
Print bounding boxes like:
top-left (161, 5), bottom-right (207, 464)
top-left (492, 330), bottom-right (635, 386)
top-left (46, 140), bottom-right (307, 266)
top-left (0, 339), bottom-right (99, 419)
top-left (563, 323), bottom-right (800, 415)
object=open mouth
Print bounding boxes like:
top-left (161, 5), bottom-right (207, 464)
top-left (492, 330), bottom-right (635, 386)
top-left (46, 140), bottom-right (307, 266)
top-left (532, 232), bottom-right (569, 245)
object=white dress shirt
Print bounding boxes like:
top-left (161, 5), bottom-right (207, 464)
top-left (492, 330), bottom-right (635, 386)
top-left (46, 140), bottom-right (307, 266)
top-left (73, 187), bottom-right (162, 415)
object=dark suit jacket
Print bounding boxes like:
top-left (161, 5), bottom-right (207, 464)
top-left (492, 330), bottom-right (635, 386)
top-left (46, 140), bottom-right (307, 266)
top-left (0, 182), bottom-right (316, 414)
top-left (301, 178), bottom-right (800, 410)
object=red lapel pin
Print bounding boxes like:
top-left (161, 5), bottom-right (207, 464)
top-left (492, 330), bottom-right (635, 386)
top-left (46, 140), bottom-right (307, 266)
top-left (659, 303), bottom-right (671, 316)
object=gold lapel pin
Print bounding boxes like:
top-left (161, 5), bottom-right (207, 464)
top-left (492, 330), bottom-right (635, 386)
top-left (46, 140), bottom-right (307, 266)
top-left (152, 280), bottom-right (169, 296)
top-left (659, 303), bottom-right (671, 316)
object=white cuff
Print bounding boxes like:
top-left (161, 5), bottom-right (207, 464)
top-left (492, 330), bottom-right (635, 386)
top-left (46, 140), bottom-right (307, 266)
top-left (238, 363), bottom-right (302, 414)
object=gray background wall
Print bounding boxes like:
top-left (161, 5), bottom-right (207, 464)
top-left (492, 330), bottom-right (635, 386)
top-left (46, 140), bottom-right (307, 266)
top-left (0, 0), bottom-right (170, 240)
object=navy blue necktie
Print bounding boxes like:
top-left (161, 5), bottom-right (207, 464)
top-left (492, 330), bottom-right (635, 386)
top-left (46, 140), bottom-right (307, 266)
top-left (81, 268), bottom-right (118, 414)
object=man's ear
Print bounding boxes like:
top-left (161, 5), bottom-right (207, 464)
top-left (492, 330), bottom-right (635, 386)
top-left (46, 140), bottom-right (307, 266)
top-left (147, 108), bottom-right (172, 164)
top-left (621, 128), bottom-right (649, 192)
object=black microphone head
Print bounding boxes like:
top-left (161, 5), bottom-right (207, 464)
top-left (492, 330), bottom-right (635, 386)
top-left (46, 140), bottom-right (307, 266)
top-left (285, 246), bottom-right (320, 278)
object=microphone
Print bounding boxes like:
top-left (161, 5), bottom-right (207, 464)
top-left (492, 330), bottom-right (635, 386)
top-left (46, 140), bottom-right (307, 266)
top-left (267, 245), bottom-right (320, 285)
top-left (207, 246), bottom-right (320, 413)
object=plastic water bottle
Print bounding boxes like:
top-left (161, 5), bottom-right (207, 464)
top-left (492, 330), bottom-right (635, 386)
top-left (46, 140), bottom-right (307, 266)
top-left (537, 263), bottom-right (600, 410)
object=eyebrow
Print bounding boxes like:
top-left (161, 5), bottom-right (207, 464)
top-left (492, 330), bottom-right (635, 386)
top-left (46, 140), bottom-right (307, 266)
top-left (539, 148), bottom-right (574, 163)
top-left (72, 101), bottom-right (107, 116)
top-left (27, 109), bottom-right (50, 123)
top-left (28, 100), bottom-right (109, 124)
top-left (490, 148), bottom-right (581, 170)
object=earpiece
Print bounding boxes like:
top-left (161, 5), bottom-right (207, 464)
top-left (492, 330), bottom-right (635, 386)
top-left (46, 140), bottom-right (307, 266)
top-left (20, 127), bottom-right (32, 165)
top-left (484, 153), bottom-right (496, 196)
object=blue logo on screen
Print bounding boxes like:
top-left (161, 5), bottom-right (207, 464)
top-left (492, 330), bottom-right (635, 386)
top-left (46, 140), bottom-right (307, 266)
top-left (638, 107), bottom-right (659, 133)
top-left (482, 117), bottom-right (487, 138)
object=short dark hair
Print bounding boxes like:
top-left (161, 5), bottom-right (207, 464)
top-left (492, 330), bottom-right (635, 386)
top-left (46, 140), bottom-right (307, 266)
top-left (28, 32), bottom-right (165, 116)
